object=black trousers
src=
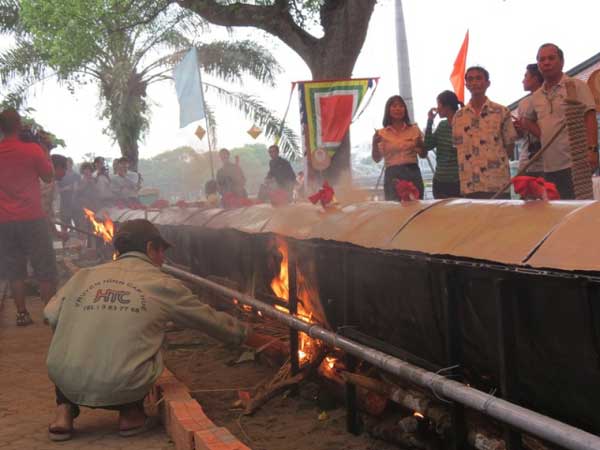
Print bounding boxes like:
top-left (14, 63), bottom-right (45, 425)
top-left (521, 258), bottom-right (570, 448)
top-left (432, 179), bottom-right (461, 199)
top-left (544, 168), bottom-right (575, 200)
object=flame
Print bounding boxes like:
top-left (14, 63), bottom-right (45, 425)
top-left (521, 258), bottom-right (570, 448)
top-left (413, 412), bottom-right (425, 419)
top-left (83, 208), bottom-right (114, 243)
top-left (242, 305), bottom-right (253, 312)
top-left (270, 240), bottom-right (289, 300)
top-left (269, 238), bottom-right (322, 364)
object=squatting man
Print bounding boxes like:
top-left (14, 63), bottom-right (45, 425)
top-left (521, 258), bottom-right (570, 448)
top-left (44, 219), bottom-right (255, 441)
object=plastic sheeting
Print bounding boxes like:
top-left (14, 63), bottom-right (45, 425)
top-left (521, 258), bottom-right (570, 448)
top-left (527, 201), bottom-right (600, 271)
top-left (188, 200), bottom-right (596, 272)
top-left (390, 199), bottom-right (587, 265)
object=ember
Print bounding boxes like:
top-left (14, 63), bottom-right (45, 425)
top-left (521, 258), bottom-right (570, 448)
top-left (83, 208), bottom-right (114, 243)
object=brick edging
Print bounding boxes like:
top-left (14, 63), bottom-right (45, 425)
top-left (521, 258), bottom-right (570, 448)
top-left (152, 369), bottom-right (251, 450)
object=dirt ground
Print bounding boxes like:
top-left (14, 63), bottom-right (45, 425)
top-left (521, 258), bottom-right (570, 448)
top-left (164, 328), bottom-right (405, 450)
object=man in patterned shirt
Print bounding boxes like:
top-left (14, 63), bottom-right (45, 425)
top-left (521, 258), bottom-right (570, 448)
top-left (453, 66), bottom-right (517, 199)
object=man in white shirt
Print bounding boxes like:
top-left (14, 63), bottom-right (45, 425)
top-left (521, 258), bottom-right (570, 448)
top-left (522, 43), bottom-right (598, 199)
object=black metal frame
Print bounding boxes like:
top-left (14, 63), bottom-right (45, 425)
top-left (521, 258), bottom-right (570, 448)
top-left (494, 278), bottom-right (523, 450)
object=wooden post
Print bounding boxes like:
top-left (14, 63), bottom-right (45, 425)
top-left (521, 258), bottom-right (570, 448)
top-left (342, 248), bottom-right (361, 434)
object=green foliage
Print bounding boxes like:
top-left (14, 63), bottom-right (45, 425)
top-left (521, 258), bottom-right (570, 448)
top-left (1, 0), bottom-right (297, 166)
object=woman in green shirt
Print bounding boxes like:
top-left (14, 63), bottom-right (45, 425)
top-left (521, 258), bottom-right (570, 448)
top-left (424, 90), bottom-right (463, 198)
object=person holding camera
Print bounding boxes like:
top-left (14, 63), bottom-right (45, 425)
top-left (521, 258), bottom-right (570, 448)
top-left (0, 109), bottom-right (57, 326)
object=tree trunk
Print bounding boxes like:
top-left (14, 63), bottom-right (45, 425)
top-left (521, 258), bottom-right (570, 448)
top-left (175, 0), bottom-right (377, 187)
top-left (120, 139), bottom-right (139, 171)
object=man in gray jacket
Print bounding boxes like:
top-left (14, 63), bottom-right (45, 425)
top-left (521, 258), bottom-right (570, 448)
top-left (45, 219), bottom-right (249, 441)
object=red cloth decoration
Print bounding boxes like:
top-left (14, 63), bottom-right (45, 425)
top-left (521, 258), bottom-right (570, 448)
top-left (175, 200), bottom-right (189, 208)
top-left (150, 199), bottom-right (170, 209)
top-left (309, 181), bottom-right (335, 207)
top-left (512, 176), bottom-right (560, 200)
top-left (395, 180), bottom-right (420, 201)
top-left (222, 192), bottom-right (253, 209)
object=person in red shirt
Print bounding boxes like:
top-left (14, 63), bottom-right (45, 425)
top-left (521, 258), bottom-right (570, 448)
top-left (0, 109), bottom-right (57, 326)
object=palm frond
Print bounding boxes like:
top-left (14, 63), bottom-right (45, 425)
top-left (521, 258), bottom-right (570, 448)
top-left (205, 82), bottom-right (300, 159)
top-left (0, 0), bottom-right (22, 35)
top-left (197, 40), bottom-right (281, 86)
top-left (0, 39), bottom-right (48, 86)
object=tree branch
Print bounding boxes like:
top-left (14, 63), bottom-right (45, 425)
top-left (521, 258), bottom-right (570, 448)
top-left (174, 0), bottom-right (317, 67)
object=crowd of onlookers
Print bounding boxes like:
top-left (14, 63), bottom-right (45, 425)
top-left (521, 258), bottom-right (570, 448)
top-left (373, 43), bottom-right (598, 202)
top-left (56, 155), bottom-right (143, 234)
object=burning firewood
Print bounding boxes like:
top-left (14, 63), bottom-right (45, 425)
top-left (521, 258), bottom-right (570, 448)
top-left (243, 349), bottom-right (328, 415)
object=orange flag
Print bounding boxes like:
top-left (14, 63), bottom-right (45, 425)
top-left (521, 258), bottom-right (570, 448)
top-left (450, 31), bottom-right (469, 103)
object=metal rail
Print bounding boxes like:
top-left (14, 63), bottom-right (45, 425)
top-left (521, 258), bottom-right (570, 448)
top-left (163, 263), bottom-right (600, 450)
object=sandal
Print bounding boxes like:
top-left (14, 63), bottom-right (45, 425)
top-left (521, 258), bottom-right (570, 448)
top-left (48, 405), bottom-right (79, 442)
top-left (16, 311), bottom-right (33, 327)
top-left (119, 416), bottom-right (160, 437)
top-left (48, 425), bottom-right (72, 442)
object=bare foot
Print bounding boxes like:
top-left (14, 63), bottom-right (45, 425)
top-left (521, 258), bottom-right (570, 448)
top-left (49, 404), bottom-right (73, 431)
top-left (118, 404), bottom-right (146, 431)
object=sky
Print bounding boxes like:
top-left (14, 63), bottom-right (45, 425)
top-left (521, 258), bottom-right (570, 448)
top-left (3, 0), bottom-right (600, 164)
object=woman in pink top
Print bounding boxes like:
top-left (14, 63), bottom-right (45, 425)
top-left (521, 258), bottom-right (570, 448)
top-left (372, 95), bottom-right (426, 200)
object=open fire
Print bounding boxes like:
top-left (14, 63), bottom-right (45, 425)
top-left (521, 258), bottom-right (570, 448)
top-left (83, 208), bottom-right (115, 243)
top-left (269, 238), bottom-right (331, 367)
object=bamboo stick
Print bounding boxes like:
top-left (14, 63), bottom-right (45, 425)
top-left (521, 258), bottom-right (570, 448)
top-left (492, 123), bottom-right (566, 199)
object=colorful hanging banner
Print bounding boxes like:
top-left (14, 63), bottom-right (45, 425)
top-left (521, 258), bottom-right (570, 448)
top-left (298, 78), bottom-right (377, 160)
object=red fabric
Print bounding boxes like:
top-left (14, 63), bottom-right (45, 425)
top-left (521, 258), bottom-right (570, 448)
top-left (512, 176), bottom-right (560, 200)
top-left (150, 199), bottom-right (170, 209)
top-left (0, 137), bottom-right (53, 223)
top-left (395, 180), bottom-right (420, 201)
top-left (319, 95), bottom-right (354, 143)
top-left (116, 200), bottom-right (147, 209)
top-left (309, 181), bottom-right (335, 207)
top-left (175, 200), bottom-right (189, 208)
top-left (450, 30), bottom-right (469, 103)
top-left (222, 192), bottom-right (253, 209)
